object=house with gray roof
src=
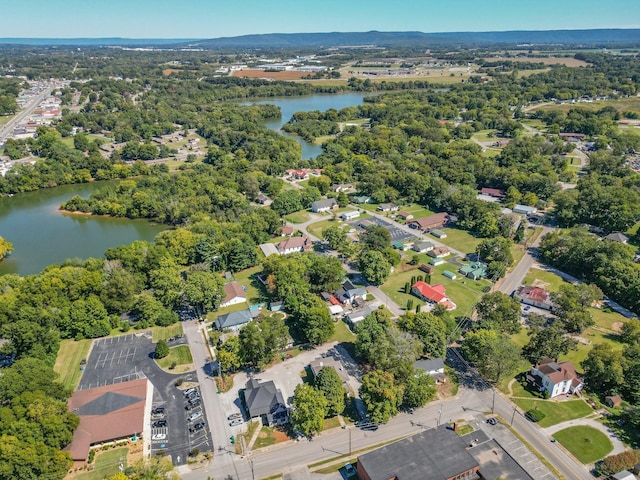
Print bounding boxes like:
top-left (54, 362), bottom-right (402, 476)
top-left (243, 379), bottom-right (288, 426)
top-left (214, 309), bottom-right (258, 331)
top-left (414, 358), bottom-right (446, 383)
top-left (345, 304), bottom-right (378, 327)
top-left (605, 232), bottom-right (629, 244)
top-left (334, 279), bottom-right (367, 305)
top-left (311, 198), bottom-right (338, 213)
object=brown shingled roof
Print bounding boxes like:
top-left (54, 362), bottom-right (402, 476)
top-left (66, 378), bottom-right (148, 462)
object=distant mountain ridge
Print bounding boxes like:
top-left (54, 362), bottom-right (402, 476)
top-left (0, 29), bottom-right (638, 48)
top-left (187, 29), bottom-right (640, 48)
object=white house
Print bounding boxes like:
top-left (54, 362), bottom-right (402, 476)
top-left (513, 204), bottom-right (537, 215)
top-left (527, 358), bottom-right (583, 398)
top-left (340, 210), bottom-right (360, 221)
top-left (276, 236), bottom-right (312, 255)
top-left (311, 198), bottom-right (338, 213)
top-left (220, 281), bottom-right (247, 308)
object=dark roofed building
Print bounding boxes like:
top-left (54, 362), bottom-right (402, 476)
top-left (66, 378), bottom-right (149, 465)
top-left (214, 309), bottom-right (257, 331)
top-left (357, 425), bottom-right (479, 480)
top-left (244, 379), bottom-right (288, 426)
top-left (409, 212), bottom-right (452, 231)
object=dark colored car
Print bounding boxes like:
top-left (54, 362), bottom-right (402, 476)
top-left (152, 406), bottom-right (166, 415)
top-left (191, 422), bottom-right (206, 432)
top-left (153, 419), bottom-right (167, 428)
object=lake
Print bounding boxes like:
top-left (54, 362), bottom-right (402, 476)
top-left (244, 93), bottom-right (368, 159)
top-left (0, 93), bottom-right (368, 276)
top-left (0, 182), bottom-right (166, 276)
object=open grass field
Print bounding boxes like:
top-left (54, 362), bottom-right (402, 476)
top-left (533, 97), bottom-right (640, 115)
top-left (512, 398), bottom-right (593, 428)
top-left (323, 416), bottom-right (342, 431)
top-left (286, 211), bottom-right (311, 224)
top-left (151, 323), bottom-right (184, 342)
top-left (436, 228), bottom-right (483, 255)
top-left (554, 426), bottom-right (612, 464)
top-left (54, 338), bottom-right (93, 391)
top-left (233, 70), bottom-right (312, 80)
top-left (73, 448), bottom-right (128, 480)
top-left (329, 319), bottom-right (357, 343)
top-left (471, 130), bottom-right (498, 142)
top-left (381, 259), bottom-right (489, 316)
top-left (522, 267), bottom-right (569, 292)
top-left (156, 345), bottom-right (194, 372)
top-left (483, 57), bottom-right (590, 67)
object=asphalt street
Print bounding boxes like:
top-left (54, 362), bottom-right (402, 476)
top-left (0, 84), bottom-right (55, 144)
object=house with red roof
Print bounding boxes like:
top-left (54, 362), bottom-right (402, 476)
top-left (411, 281), bottom-right (456, 310)
top-left (527, 358), bottom-right (583, 398)
top-left (515, 285), bottom-right (554, 311)
top-left (480, 187), bottom-right (505, 199)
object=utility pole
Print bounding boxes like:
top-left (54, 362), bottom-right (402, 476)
top-left (437, 404), bottom-right (443, 426)
top-left (511, 405), bottom-right (517, 426)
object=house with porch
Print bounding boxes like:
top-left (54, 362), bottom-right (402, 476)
top-left (276, 236), bottom-right (313, 255)
top-left (243, 379), bottom-right (289, 426)
top-left (527, 358), bottom-right (583, 398)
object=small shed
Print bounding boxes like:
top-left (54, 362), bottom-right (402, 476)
top-left (605, 395), bottom-right (623, 408)
top-left (430, 229), bottom-right (447, 239)
top-left (429, 258), bottom-right (445, 266)
top-left (419, 264), bottom-right (435, 275)
top-left (443, 270), bottom-right (457, 280)
top-left (340, 210), bottom-right (360, 221)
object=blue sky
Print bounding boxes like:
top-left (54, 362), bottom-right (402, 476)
top-left (3, 0), bottom-right (640, 38)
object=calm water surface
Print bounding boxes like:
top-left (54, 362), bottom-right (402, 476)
top-left (0, 182), bottom-right (166, 276)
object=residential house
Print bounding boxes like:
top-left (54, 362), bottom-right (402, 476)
top-left (409, 212), bottom-right (452, 231)
top-left (353, 195), bottom-right (371, 204)
top-left (411, 281), bottom-right (456, 310)
top-left (309, 357), bottom-right (349, 384)
top-left (243, 379), bottom-right (289, 426)
top-left (279, 225), bottom-right (295, 236)
top-left (214, 309), bottom-right (257, 331)
top-left (276, 236), bottom-right (313, 255)
top-left (345, 304), bottom-right (378, 328)
top-left (515, 285), bottom-right (554, 311)
top-left (396, 211), bottom-right (414, 222)
top-left (392, 241), bottom-right (410, 251)
top-left (427, 246), bottom-right (451, 258)
top-left (513, 204), bottom-right (537, 215)
top-left (527, 358), bottom-right (583, 398)
top-left (430, 229), bottom-right (447, 239)
top-left (357, 425), bottom-right (479, 480)
top-left (334, 279), bottom-right (367, 305)
top-left (605, 232), bottom-right (629, 244)
top-left (220, 281), bottom-right (247, 308)
top-left (413, 358), bottom-right (446, 383)
top-left (255, 193), bottom-right (271, 205)
top-left (340, 210), bottom-right (360, 221)
top-left (331, 183), bottom-right (353, 193)
top-left (311, 198), bottom-right (338, 213)
top-left (412, 241), bottom-right (435, 253)
top-left (480, 187), bottom-right (506, 199)
top-left (459, 261), bottom-right (488, 280)
top-left (377, 203), bottom-right (399, 212)
top-left (605, 395), bottom-right (623, 408)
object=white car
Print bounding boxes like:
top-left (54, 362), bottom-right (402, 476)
top-left (188, 411), bottom-right (203, 422)
top-left (229, 418), bottom-right (243, 427)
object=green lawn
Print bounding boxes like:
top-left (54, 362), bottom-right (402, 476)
top-left (232, 265), bottom-right (265, 304)
top-left (54, 338), bottom-right (92, 391)
top-left (522, 267), bottom-right (569, 292)
top-left (554, 426), bottom-right (612, 464)
top-left (74, 448), bottom-right (128, 480)
top-left (151, 323), bottom-right (184, 342)
top-left (471, 130), bottom-right (498, 142)
top-left (381, 260), bottom-right (490, 317)
top-left (329, 320), bottom-right (357, 343)
top-left (286, 211), bottom-right (310, 224)
top-left (323, 416), bottom-right (342, 431)
top-left (307, 218), bottom-right (340, 240)
top-left (436, 228), bottom-right (482, 255)
top-left (253, 426), bottom-right (279, 449)
top-left (156, 345), bottom-right (194, 372)
top-left (240, 420), bottom-right (260, 449)
top-left (512, 398), bottom-right (593, 427)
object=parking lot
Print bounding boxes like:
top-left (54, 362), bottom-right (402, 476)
top-left (79, 331), bottom-right (208, 466)
top-left (349, 217), bottom-right (418, 243)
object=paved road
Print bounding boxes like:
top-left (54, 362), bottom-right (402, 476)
top-left (182, 319), bottom-right (241, 480)
top-left (0, 84), bottom-right (55, 143)
top-left (366, 285), bottom-right (403, 317)
top-left (497, 226), bottom-right (554, 296)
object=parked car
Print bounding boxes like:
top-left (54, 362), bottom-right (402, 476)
top-left (486, 417), bottom-right (497, 425)
top-left (183, 387), bottom-right (197, 397)
top-left (229, 418), bottom-right (243, 427)
top-left (152, 406), bottom-right (166, 415)
top-left (153, 419), bottom-right (167, 428)
top-left (186, 400), bottom-right (201, 410)
top-left (188, 411), bottom-right (203, 422)
top-left (523, 305), bottom-right (531, 312)
top-left (227, 413), bottom-right (242, 421)
top-left (344, 463), bottom-right (356, 476)
top-left (191, 422), bottom-right (206, 432)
